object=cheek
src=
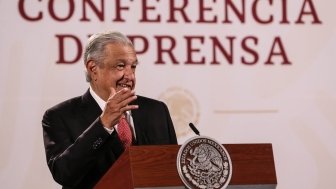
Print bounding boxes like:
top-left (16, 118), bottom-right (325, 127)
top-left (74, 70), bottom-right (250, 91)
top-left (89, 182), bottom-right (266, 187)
top-left (111, 72), bottom-right (124, 83)
top-left (114, 71), bottom-right (125, 80)
top-left (99, 72), bottom-right (117, 85)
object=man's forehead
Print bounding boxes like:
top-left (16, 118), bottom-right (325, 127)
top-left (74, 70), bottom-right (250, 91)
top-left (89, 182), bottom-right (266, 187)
top-left (105, 44), bottom-right (137, 59)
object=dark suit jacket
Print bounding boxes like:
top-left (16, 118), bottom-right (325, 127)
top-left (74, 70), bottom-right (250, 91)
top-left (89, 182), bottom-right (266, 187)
top-left (42, 90), bottom-right (177, 189)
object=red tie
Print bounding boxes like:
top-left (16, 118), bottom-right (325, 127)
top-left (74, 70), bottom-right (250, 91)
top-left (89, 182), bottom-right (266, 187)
top-left (117, 115), bottom-right (133, 148)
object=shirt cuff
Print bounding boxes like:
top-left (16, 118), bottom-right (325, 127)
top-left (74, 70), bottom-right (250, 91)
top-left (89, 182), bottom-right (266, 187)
top-left (103, 126), bottom-right (114, 134)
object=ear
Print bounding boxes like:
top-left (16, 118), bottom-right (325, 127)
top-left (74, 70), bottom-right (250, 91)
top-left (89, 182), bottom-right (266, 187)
top-left (86, 60), bottom-right (98, 80)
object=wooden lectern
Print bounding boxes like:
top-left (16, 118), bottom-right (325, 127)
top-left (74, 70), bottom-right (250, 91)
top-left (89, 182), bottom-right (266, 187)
top-left (94, 144), bottom-right (277, 189)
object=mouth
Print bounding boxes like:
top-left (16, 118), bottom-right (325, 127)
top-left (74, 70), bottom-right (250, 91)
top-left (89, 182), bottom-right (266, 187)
top-left (117, 83), bottom-right (133, 90)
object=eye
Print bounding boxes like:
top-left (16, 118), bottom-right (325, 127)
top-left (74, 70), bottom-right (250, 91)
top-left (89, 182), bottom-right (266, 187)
top-left (131, 63), bottom-right (137, 70)
top-left (115, 62), bottom-right (125, 70)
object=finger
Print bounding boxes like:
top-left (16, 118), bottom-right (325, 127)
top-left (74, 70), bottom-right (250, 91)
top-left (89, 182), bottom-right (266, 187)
top-left (120, 104), bottom-right (139, 113)
top-left (106, 88), bottom-right (133, 104)
top-left (111, 87), bottom-right (134, 99)
top-left (118, 88), bottom-right (135, 98)
top-left (115, 89), bottom-right (136, 103)
top-left (118, 95), bottom-right (138, 113)
top-left (119, 95), bottom-right (137, 108)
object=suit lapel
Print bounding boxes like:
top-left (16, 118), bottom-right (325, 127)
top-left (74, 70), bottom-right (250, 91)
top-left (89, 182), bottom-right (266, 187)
top-left (80, 89), bottom-right (102, 126)
top-left (131, 97), bottom-right (149, 145)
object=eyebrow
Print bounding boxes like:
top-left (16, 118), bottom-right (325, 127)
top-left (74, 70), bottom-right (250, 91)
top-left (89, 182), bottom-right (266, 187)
top-left (115, 59), bottom-right (138, 65)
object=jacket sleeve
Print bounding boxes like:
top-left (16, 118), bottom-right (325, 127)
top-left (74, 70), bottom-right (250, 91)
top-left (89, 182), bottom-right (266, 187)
top-left (42, 108), bottom-right (120, 187)
top-left (161, 101), bottom-right (178, 144)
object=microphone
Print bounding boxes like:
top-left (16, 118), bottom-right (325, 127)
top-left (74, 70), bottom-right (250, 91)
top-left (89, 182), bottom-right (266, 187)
top-left (189, 123), bottom-right (200, 136)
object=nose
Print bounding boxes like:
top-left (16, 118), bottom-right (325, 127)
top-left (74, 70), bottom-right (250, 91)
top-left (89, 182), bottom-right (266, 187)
top-left (124, 65), bottom-right (135, 79)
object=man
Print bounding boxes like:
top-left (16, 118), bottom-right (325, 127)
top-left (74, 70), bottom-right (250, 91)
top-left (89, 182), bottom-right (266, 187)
top-left (42, 31), bottom-right (177, 189)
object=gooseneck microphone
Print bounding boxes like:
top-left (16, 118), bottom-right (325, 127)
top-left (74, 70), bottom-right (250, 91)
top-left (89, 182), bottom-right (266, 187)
top-left (189, 123), bottom-right (200, 136)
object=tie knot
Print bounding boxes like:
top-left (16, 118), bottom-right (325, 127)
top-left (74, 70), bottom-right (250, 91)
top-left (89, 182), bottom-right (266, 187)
top-left (120, 113), bottom-right (127, 120)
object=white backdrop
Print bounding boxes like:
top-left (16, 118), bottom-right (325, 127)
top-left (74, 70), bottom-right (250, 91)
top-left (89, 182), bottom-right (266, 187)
top-left (0, 0), bottom-right (335, 188)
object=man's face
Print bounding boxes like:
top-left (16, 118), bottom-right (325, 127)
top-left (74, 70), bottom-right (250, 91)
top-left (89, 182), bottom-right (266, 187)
top-left (89, 43), bottom-right (138, 101)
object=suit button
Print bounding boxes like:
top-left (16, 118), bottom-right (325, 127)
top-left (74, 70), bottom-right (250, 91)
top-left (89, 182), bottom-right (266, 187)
top-left (93, 137), bottom-right (103, 149)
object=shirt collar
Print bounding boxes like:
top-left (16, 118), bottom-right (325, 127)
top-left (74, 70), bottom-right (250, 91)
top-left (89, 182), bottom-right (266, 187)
top-left (89, 86), bottom-right (106, 111)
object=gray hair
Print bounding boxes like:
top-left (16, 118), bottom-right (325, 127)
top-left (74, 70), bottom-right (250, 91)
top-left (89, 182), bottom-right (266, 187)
top-left (84, 31), bottom-right (134, 82)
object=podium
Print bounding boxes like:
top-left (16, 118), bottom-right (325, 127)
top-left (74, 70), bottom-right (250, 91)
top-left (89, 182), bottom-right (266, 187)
top-left (94, 144), bottom-right (277, 189)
